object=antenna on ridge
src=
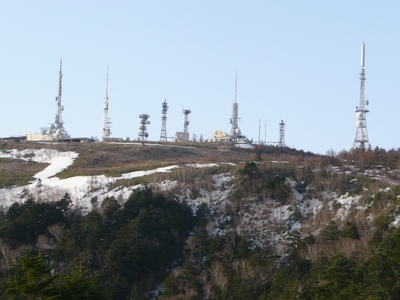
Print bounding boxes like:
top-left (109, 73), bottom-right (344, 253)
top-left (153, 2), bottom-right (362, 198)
top-left (51, 58), bottom-right (68, 139)
top-left (279, 119), bottom-right (285, 147)
top-left (160, 98), bottom-right (168, 142)
top-left (230, 70), bottom-right (241, 141)
top-left (101, 65), bottom-right (112, 141)
top-left (27, 59), bottom-right (69, 141)
top-left (235, 69), bottom-right (237, 103)
top-left (353, 42), bottom-right (370, 151)
top-left (105, 65), bottom-right (109, 99)
top-left (58, 59), bottom-right (63, 102)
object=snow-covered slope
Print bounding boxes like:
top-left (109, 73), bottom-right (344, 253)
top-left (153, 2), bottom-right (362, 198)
top-left (0, 149), bottom-right (179, 210)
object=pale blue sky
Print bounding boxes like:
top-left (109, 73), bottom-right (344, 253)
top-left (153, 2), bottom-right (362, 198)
top-left (1, 1), bottom-right (399, 154)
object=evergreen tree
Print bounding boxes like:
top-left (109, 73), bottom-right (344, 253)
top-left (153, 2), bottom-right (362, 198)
top-left (6, 253), bottom-right (57, 299)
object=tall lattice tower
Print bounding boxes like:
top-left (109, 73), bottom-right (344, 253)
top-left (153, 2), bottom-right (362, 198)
top-left (230, 71), bottom-right (242, 142)
top-left (183, 109), bottom-right (191, 132)
top-left (279, 120), bottom-right (285, 147)
top-left (160, 99), bottom-right (168, 141)
top-left (101, 66), bottom-right (112, 140)
top-left (353, 42), bottom-right (370, 151)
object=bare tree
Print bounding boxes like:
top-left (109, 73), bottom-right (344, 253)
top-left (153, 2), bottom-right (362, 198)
top-left (210, 262), bottom-right (228, 290)
top-left (36, 235), bottom-right (55, 250)
top-left (0, 243), bottom-right (12, 270)
top-left (48, 223), bottom-right (65, 241)
top-left (0, 242), bottom-right (22, 271)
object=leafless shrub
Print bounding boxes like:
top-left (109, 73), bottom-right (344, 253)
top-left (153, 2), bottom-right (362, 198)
top-left (210, 262), bottom-right (228, 290)
top-left (36, 235), bottom-right (55, 250)
top-left (48, 223), bottom-right (65, 241)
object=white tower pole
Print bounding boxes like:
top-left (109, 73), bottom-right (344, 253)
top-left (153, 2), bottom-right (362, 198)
top-left (101, 66), bottom-right (112, 141)
top-left (353, 42), bottom-right (370, 151)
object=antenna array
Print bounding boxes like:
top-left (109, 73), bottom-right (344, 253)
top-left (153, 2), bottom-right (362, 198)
top-left (182, 109), bottom-right (191, 133)
top-left (160, 99), bottom-right (168, 141)
top-left (101, 66), bottom-right (112, 140)
top-left (279, 120), bottom-right (285, 147)
top-left (40, 59), bottom-right (69, 139)
top-left (353, 42), bottom-right (370, 151)
top-left (138, 114), bottom-right (150, 143)
top-left (230, 71), bottom-right (242, 141)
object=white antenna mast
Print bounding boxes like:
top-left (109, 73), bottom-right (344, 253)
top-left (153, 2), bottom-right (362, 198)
top-left (48, 59), bottom-right (69, 139)
top-left (101, 65), bottom-right (112, 140)
top-left (353, 42), bottom-right (370, 151)
top-left (230, 70), bottom-right (241, 141)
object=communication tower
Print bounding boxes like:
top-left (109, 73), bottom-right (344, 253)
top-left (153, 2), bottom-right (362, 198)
top-left (40, 59), bottom-right (69, 139)
top-left (183, 109), bottom-right (191, 132)
top-left (160, 99), bottom-right (168, 141)
top-left (279, 120), bottom-right (285, 147)
top-left (229, 71), bottom-right (242, 142)
top-left (353, 42), bottom-right (370, 151)
top-left (138, 114), bottom-right (150, 143)
top-left (101, 66), bottom-right (112, 140)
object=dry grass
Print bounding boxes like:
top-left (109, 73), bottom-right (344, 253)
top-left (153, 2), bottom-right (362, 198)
top-left (0, 157), bottom-right (49, 188)
top-left (0, 141), bottom-right (253, 184)
top-left (0, 140), bottom-right (315, 187)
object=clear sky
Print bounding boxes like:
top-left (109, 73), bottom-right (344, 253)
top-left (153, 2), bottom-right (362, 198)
top-left (1, 1), bottom-right (399, 154)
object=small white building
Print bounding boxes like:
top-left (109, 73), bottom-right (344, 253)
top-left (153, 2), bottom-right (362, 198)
top-left (210, 130), bottom-right (230, 142)
top-left (174, 132), bottom-right (190, 142)
top-left (27, 132), bottom-right (59, 142)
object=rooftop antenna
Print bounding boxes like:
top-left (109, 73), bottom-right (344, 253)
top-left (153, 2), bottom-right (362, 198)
top-left (160, 98), bottom-right (168, 141)
top-left (353, 42), bottom-right (370, 151)
top-left (279, 119), bottom-right (285, 147)
top-left (230, 70), bottom-right (242, 141)
top-left (101, 66), bottom-right (112, 140)
top-left (182, 107), bottom-right (191, 133)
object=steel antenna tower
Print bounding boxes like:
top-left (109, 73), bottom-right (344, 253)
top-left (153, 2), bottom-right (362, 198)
top-left (160, 99), bottom-right (168, 141)
top-left (230, 71), bottom-right (241, 142)
top-left (353, 42), bottom-right (370, 151)
top-left (52, 59), bottom-right (68, 138)
top-left (183, 108), bottom-right (191, 132)
top-left (279, 119), bottom-right (285, 147)
top-left (101, 66), bottom-right (112, 140)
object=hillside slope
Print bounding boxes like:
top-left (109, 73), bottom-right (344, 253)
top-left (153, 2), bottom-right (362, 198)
top-left (1, 141), bottom-right (400, 299)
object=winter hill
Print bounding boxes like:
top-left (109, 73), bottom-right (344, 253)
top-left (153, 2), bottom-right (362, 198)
top-left (1, 140), bottom-right (400, 298)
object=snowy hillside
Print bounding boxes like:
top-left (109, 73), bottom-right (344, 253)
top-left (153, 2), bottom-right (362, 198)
top-left (1, 146), bottom-right (400, 253)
